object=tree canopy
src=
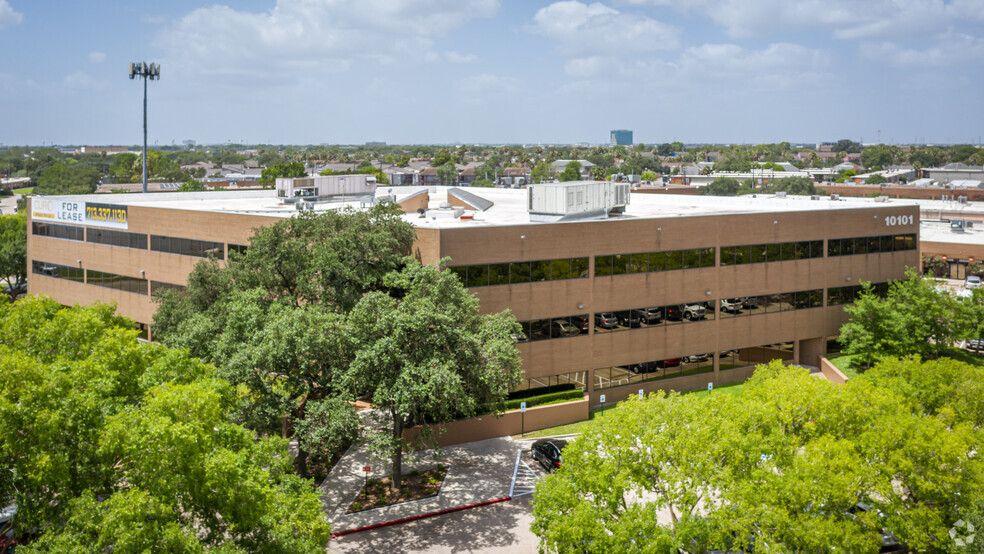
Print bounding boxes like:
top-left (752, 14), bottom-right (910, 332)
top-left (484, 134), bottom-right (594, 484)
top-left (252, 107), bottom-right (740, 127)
top-left (0, 296), bottom-right (331, 551)
top-left (0, 212), bottom-right (26, 297)
top-left (532, 360), bottom-right (984, 553)
top-left (259, 161), bottom-right (307, 187)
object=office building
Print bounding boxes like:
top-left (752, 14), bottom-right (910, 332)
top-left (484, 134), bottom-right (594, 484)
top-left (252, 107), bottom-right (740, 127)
top-left (27, 181), bottom-right (918, 405)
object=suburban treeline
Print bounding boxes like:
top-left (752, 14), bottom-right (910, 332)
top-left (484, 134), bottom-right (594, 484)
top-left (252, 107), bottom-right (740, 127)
top-left (3, 141), bottom-right (982, 195)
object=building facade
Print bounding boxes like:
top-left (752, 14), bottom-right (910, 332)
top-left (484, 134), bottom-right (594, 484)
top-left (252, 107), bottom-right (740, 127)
top-left (610, 130), bottom-right (633, 146)
top-left (26, 185), bottom-right (919, 405)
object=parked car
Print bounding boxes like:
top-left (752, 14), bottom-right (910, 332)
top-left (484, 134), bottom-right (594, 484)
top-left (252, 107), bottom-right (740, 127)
top-left (639, 306), bottom-right (662, 324)
top-left (967, 338), bottom-right (984, 351)
top-left (664, 305), bottom-right (682, 321)
top-left (542, 318), bottom-right (581, 338)
top-left (684, 353), bottom-right (711, 363)
top-left (1, 281), bottom-right (26, 298)
top-left (656, 358), bottom-right (681, 368)
top-left (618, 311), bottom-right (643, 328)
top-left (531, 439), bottom-right (567, 473)
top-left (594, 312), bottom-right (619, 329)
top-left (634, 361), bottom-right (661, 373)
top-left (681, 303), bottom-right (706, 320)
top-left (720, 298), bottom-right (745, 312)
top-left (572, 315), bottom-right (590, 333)
top-left (965, 276), bottom-right (982, 289)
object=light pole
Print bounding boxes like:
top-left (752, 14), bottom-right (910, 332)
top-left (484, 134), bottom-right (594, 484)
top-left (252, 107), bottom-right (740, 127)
top-left (128, 62), bottom-right (160, 193)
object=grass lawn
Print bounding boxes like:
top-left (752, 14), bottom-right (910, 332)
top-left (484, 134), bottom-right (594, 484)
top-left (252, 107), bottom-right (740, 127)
top-left (518, 381), bottom-right (747, 439)
top-left (825, 353), bottom-right (861, 379)
top-left (12, 187), bottom-right (33, 195)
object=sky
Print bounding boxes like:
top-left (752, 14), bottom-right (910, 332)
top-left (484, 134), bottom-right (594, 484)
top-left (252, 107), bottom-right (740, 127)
top-left (1, 0), bottom-right (983, 146)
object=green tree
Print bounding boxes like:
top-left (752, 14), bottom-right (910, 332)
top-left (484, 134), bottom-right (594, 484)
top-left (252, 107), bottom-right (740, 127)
top-left (532, 361), bottom-right (983, 553)
top-left (431, 149), bottom-right (451, 167)
top-left (436, 162), bottom-right (458, 186)
top-left (0, 297), bottom-right (331, 550)
top-left (259, 161), bottom-right (307, 187)
top-left (346, 260), bottom-right (522, 491)
top-left (558, 160), bottom-right (581, 182)
top-left (0, 212), bottom-right (26, 297)
top-left (176, 179), bottom-right (207, 192)
top-left (702, 176), bottom-right (740, 195)
top-left (834, 139), bottom-right (861, 154)
top-left (867, 173), bottom-right (887, 184)
top-left (530, 161), bottom-right (553, 183)
top-left (768, 176), bottom-right (818, 195)
top-left (35, 162), bottom-right (101, 195)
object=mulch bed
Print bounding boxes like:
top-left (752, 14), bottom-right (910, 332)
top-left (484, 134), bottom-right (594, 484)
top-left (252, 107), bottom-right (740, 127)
top-left (347, 465), bottom-right (448, 513)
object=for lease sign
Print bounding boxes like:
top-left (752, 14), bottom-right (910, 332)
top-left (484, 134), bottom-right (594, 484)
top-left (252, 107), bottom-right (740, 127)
top-left (31, 197), bottom-right (128, 230)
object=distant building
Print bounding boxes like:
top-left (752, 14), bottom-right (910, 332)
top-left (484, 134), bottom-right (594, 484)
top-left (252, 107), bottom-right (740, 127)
top-left (610, 130), bottom-right (633, 146)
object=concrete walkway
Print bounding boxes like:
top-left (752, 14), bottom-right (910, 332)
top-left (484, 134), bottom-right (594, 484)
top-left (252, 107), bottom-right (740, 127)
top-left (321, 434), bottom-right (521, 533)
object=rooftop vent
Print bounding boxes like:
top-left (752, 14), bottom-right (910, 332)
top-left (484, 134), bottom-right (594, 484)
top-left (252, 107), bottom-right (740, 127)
top-left (874, 195), bottom-right (890, 202)
top-left (775, 191), bottom-right (787, 198)
top-left (810, 195), bottom-right (820, 200)
top-left (958, 195), bottom-right (969, 203)
top-left (951, 219), bottom-right (966, 233)
top-left (830, 194), bottom-right (841, 200)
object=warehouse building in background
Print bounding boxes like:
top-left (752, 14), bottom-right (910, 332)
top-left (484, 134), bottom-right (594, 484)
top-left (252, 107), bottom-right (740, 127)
top-left (26, 180), bottom-right (919, 407)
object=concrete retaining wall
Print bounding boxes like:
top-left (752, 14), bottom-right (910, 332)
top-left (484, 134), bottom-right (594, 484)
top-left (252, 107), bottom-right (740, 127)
top-left (403, 395), bottom-right (590, 448)
top-left (819, 356), bottom-right (849, 384)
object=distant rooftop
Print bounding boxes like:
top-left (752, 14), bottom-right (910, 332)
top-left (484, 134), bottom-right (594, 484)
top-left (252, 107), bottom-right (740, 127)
top-left (42, 184), bottom-right (919, 230)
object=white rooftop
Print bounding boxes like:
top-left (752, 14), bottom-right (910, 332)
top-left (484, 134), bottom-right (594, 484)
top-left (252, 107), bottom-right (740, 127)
top-left (45, 185), bottom-right (920, 230)
top-left (921, 220), bottom-right (984, 245)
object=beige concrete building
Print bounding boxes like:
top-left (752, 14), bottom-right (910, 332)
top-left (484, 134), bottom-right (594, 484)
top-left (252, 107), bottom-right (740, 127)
top-left (26, 182), bottom-right (919, 404)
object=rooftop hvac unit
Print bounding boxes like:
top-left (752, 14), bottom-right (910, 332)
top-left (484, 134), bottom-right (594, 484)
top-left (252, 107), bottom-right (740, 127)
top-left (874, 196), bottom-right (889, 202)
top-left (830, 194), bottom-right (841, 200)
top-left (527, 181), bottom-right (630, 222)
top-left (951, 219), bottom-right (966, 232)
top-left (775, 191), bottom-right (787, 198)
top-left (959, 196), bottom-right (969, 203)
top-left (810, 195), bottom-right (820, 200)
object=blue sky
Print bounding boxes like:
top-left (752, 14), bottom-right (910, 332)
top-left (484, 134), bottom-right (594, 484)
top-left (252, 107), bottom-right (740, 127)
top-left (1, 0), bottom-right (983, 146)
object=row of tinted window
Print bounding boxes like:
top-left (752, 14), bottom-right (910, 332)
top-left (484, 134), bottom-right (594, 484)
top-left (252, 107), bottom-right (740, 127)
top-left (87, 270), bottom-right (148, 295)
top-left (719, 290), bottom-right (823, 318)
top-left (31, 222), bottom-right (84, 241)
top-left (720, 343), bottom-right (794, 371)
top-left (594, 354), bottom-right (714, 390)
top-left (594, 301), bottom-right (716, 333)
top-left (450, 258), bottom-right (589, 288)
top-left (516, 314), bottom-right (588, 342)
top-left (32, 260), bottom-right (83, 282)
top-left (151, 235), bottom-right (225, 260)
top-left (828, 234), bottom-right (916, 257)
top-left (595, 248), bottom-right (715, 277)
top-left (87, 228), bottom-right (148, 250)
top-left (720, 240), bottom-right (823, 266)
top-left (151, 281), bottom-right (186, 296)
top-left (827, 282), bottom-right (890, 306)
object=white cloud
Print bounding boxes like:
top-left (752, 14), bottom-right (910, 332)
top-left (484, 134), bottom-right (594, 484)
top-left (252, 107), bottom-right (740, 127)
top-left (63, 72), bottom-right (108, 91)
top-left (158, 0), bottom-right (499, 81)
top-left (861, 34), bottom-right (984, 66)
top-left (445, 51), bottom-right (478, 63)
top-left (88, 51), bottom-right (106, 64)
top-left (456, 73), bottom-right (522, 96)
top-left (0, 0), bottom-right (23, 30)
top-left (531, 1), bottom-right (679, 56)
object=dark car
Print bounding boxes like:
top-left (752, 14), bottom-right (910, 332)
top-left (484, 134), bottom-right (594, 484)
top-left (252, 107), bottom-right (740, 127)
top-left (594, 312), bottom-right (619, 329)
top-left (617, 311), bottom-right (643, 328)
top-left (1, 281), bottom-right (26, 299)
top-left (664, 305), bottom-right (682, 321)
top-left (531, 439), bottom-right (567, 473)
top-left (657, 358), bottom-right (681, 368)
top-left (634, 361), bottom-right (662, 373)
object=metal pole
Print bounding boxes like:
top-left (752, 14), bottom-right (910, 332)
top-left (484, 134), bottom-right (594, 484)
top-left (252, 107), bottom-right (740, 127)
top-left (142, 72), bottom-right (148, 194)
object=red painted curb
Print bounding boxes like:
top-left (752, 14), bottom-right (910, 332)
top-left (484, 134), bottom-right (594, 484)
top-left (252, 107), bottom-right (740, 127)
top-left (330, 496), bottom-right (511, 538)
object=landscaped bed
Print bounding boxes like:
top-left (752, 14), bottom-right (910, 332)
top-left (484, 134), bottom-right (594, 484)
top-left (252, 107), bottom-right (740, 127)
top-left (347, 465), bottom-right (448, 513)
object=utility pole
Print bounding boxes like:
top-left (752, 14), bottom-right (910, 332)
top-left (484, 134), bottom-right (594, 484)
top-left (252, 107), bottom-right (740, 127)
top-left (129, 62), bottom-right (161, 193)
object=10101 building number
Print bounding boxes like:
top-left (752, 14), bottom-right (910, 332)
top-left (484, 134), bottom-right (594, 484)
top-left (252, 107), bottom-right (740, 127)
top-left (885, 215), bottom-right (914, 226)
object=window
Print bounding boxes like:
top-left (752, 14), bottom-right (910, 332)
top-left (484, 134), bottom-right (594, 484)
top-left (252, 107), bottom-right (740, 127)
top-left (31, 222), bottom-right (84, 241)
top-left (516, 313), bottom-right (588, 342)
top-left (448, 257), bottom-right (590, 287)
top-left (86, 228), bottom-right (148, 250)
top-left (32, 260), bottom-right (83, 282)
top-left (86, 269), bottom-right (147, 295)
top-left (151, 235), bottom-right (225, 259)
top-left (594, 300), bottom-right (715, 334)
top-left (228, 244), bottom-right (249, 257)
top-left (151, 281), bottom-right (185, 296)
top-left (829, 234), bottom-right (916, 257)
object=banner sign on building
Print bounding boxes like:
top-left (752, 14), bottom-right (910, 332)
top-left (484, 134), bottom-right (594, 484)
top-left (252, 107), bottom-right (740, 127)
top-left (31, 197), bottom-right (129, 230)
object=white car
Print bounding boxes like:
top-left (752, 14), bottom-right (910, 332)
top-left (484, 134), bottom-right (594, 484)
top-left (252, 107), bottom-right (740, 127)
top-left (965, 276), bottom-right (982, 289)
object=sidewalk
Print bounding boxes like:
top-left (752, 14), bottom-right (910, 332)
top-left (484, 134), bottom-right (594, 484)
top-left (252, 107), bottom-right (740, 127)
top-left (321, 434), bottom-right (521, 532)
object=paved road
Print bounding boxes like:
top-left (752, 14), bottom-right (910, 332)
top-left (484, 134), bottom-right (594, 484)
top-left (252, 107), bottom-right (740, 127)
top-left (0, 192), bottom-right (20, 215)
